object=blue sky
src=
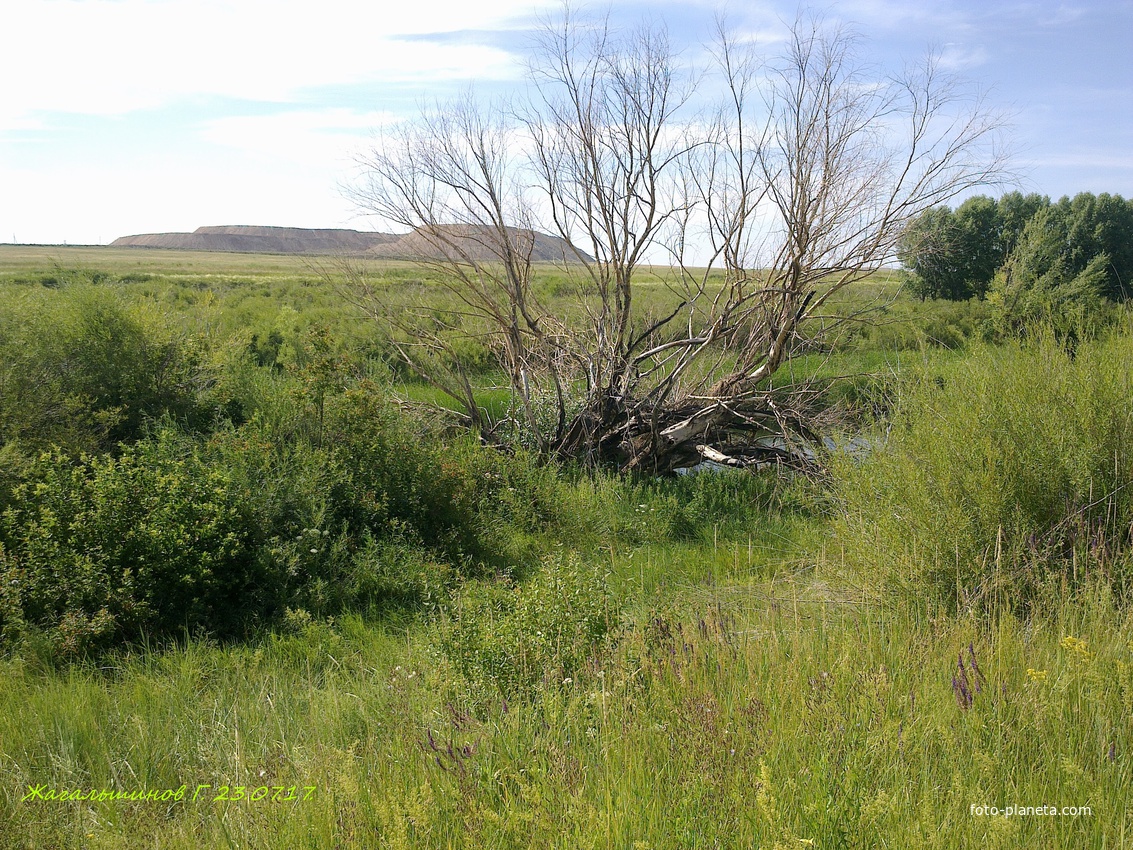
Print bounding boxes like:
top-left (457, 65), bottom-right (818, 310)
top-left (2, 0), bottom-right (1130, 245)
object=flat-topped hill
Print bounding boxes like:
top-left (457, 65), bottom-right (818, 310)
top-left (110, 225), bottom-right (399, 254)
top-left (367, 225), bottom-right (593, 263)
top-left (110, 224), bottom-right (592, 262)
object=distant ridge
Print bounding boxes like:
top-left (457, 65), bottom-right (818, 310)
top-left (366, 224), bottom-right (594, 264)
top-left (110, 225), bottom-right (399, 254)
top-left (110, 224), bottom-right (593, 262)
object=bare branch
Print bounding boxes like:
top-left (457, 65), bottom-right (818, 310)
top-left (345, 7), bottom-right (1010, 472)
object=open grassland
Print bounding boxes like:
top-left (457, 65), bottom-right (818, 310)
top-left (0, 246), bottom-right (966, 415)
top-left (4, 575), bottom-right (1130, 849)
top-left (1, 246), bottom-right (1130, 847)
top-left (0, 245), bottom-right (381, 278)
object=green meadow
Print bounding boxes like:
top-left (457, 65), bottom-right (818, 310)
top-left (0, 246), bottom-right (1130, 848)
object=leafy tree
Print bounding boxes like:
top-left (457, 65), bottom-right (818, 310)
top-left (990, 192), bottom-right (1132, 301)
top-left (988, 204), bottom-right (1112, 338)
top-left (1058, 192), bottom-right (1133, 300)
top-left (898, 206), bottom-right (964, 300)
top-left (995, 191), bottom-right (1049, 257)
top-left (951, 195), bottom-right (1004, 298)
top-left (898, 193), bottom-right (1048, 301)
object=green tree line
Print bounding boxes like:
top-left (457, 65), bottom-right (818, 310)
top-left (899, 191), bottom-right (1133, 334)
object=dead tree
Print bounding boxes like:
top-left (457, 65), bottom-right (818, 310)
top-left (346, 10), bottom-right (1009, 473)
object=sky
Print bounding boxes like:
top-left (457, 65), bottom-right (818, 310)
top-left (1, 0), bottom-right (1131, 246)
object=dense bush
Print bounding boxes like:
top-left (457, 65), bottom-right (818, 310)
top-left (0, 374), bottom-right (578, 657)
top-left (900, 192), bottom-right (1133, 301)
top-left (986, 256), bottom-right (1117, 342)
top-left (324, 384), bottom-right (557, 571)
top-left (986, 200), bottom-right (1125, 340)
top-left (0, 284), bottom-right (212, 456)
top-left (0, 433), bottom-right (252, 655)
top-left (829, 329), bottom-right (1133, 609)
top-left (898, 192), bottom-right (1048, 302)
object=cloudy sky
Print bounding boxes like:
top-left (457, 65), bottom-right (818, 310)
top-left (2, 0), bottom-right (1130, 245)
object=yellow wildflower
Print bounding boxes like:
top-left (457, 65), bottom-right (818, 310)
top-left (1060, 636), bottom-right (1092, 660)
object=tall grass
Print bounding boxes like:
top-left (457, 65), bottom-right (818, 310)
top-left (1, 584), bottom-right (1128, 848)
top-left (828, 327), bottom-right (1133, 609)
top-left (3, 248), bottom-right (1133, 846)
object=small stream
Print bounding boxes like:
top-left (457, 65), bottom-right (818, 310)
top-left (676, 433), bottom-right (880, 474)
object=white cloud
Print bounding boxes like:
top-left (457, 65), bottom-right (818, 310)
top-left (1037, 3), bottom-right (1089, 27)
top-left (1023, 153), bottom-right (1133, 170)
top-left (937, 42), bottom-right (989, 71)
top-left (0, 0), bottom-right (551, 130)
top-left (4, 0), bottom-right (1129, 244)
top-left (0, 150), bottom-right (364, 245)
top-left (824, 0), bottom-right (969, 32)
top-left (199, 108), bottom-right (399, 165)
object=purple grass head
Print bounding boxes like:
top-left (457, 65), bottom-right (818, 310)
top-left (967, 643), bottom-right (986, 693)
top-left (953, 654), bottom-right (973, 710)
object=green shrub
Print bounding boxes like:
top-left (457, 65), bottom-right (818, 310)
top-left (202, 419), bottom-right (458, 618)
top-left (194, 385), bottom-right (560, 619)
top-left (817, 295), bottom-right (991, 354)
top-left (0, 283), bottom-right (213, 455)
top-left (325, 385), bottom-right (555, 571)
top-left (829, 330), bottom-right (1133, 609)
top-left (439, 550), bottom-right (615, 699)
top-left (0, 433), bottom-right (252, 655)
top-left (0, 408), bottom-right (483, 656)
top-left (986, 255), bottom-right (1117, 342)
top-left (345, 531), bottom-right (452, 611)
